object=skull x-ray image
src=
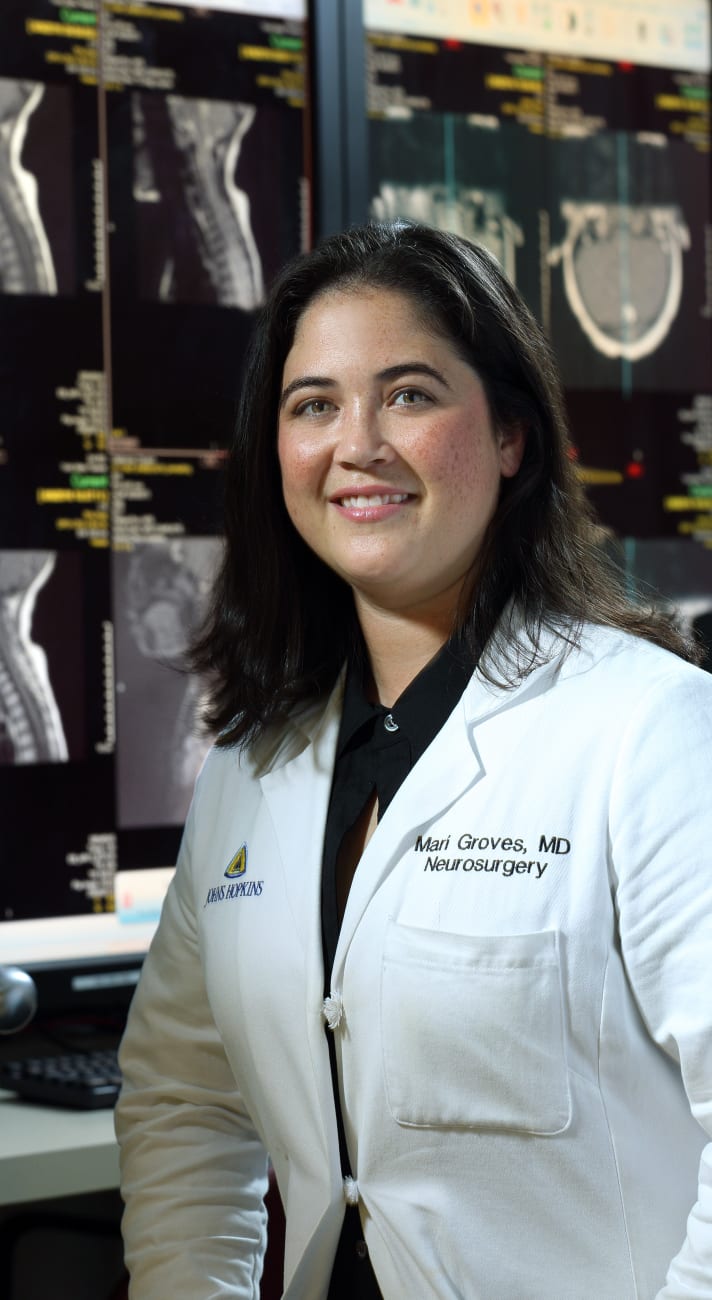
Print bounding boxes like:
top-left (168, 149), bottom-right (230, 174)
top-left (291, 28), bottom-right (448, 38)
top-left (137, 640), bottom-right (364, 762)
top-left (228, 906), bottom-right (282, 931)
top-left (548, 201), bottom-right (690, 363)
top-left (546, 132), bottom-right (711, 391)
top-left (113, 538), bottom-right (221, 828)
top-left (131, 92), bottom-right (264, 309)
top-left (0, 551), bottom-right (68, 764)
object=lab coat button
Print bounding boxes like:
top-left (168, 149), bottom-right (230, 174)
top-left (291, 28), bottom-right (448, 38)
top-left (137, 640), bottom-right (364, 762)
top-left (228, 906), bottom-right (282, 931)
top-left (322, 991), bottom-right (344, 1030)
top-left (343, 1176), bottom-right (359, 1205)
top-left (355, 1239), bottom-right (368, 1260)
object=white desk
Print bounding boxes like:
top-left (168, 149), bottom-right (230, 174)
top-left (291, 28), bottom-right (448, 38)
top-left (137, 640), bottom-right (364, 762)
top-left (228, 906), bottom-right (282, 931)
top-left (0, 1089), bottom-right (119, 1206)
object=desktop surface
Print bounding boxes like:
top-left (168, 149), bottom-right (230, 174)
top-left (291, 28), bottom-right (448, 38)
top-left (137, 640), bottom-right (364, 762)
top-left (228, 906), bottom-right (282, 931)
top-left (0, 1089), bottom-right (119, 1206)
top-left (0, 1014), bottom-right (124, 1204)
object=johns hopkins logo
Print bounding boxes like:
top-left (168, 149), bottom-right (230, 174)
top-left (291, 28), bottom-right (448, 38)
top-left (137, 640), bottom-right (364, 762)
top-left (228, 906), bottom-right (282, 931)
top-left (204, 842), bottom-right (263, 907)
top-left (225, 844), bottom-right (247, 878)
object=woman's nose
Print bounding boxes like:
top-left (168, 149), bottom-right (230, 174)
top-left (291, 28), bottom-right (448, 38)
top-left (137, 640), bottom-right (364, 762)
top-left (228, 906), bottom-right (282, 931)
top-left (334, 404), bottom-right (394, 467)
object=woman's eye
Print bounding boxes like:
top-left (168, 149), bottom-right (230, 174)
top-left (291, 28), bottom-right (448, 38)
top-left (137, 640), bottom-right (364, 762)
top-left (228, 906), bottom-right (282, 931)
top-left (392, 388), bottom-right (430, 407)
top-left (295, 398), bottom-right (333, 416)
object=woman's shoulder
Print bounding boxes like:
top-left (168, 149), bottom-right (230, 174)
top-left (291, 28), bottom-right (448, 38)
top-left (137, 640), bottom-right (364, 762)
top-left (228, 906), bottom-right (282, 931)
top-left (562, 620), bottom-right (712, 707)
top-left (197, 677), bottom-right (344, 790)
top-left (488, 604), bottom-right (706, 695)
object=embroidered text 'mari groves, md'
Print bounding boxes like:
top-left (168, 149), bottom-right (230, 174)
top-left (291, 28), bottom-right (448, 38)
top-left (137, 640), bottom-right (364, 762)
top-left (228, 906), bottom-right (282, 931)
top-left (414, 832), bottom-right (571, 879)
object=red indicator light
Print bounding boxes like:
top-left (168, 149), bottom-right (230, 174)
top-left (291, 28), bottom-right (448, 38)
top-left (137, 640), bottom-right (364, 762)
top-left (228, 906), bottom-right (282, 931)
top-left (444, 40), bottom-right (462, 49)
top-left (618, 62), bottom-right (634, 72)
top-left (625, 461), bottom-right (645, 479)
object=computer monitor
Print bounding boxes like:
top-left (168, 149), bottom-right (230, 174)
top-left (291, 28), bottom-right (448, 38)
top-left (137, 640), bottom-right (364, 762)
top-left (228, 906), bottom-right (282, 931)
top-left (0, 867), bottom-right (175, 1020)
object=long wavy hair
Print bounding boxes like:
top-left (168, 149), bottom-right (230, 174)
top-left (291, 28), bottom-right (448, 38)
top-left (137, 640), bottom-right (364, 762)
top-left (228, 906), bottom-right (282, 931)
top-left (191, 221), bottom-right (698, 747)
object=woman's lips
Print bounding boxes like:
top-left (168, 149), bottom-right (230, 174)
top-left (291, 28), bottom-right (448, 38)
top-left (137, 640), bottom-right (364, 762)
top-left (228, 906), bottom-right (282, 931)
top-left (338, 492), bottom-right (409, 508)
top-left (331, 490), bottom-right (414, 520)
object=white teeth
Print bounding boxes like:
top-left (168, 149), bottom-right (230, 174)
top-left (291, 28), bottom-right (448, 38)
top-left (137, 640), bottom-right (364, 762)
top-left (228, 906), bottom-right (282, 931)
top-left (340, 493), bottom-right (408, 508)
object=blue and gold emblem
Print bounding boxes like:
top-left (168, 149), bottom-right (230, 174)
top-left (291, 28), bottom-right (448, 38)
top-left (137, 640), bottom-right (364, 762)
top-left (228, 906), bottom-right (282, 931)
top-left (224, 844), bottom-right (247, 878)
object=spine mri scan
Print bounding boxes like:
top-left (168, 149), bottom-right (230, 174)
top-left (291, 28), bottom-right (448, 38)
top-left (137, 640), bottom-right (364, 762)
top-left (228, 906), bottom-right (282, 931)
top-left (0, 78), bottom-right (57, 296)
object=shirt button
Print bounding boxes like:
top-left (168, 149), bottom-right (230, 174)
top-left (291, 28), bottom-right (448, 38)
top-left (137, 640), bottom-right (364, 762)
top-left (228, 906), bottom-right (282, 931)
top-left (322, 992), bottom-right (344, 1030)
top-left (355, 1240), bottom-right (368, 1260)
top-left (383, 713), bottom-right (398, 733)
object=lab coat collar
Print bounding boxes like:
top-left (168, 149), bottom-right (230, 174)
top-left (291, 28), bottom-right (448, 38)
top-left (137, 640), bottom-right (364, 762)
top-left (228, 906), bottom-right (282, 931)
top-left (257, 609), bottom-right (577, 887)
top-left (461, 608), bottom-right (575, 725)
top-left (332, 646), bottom-right (564, 973)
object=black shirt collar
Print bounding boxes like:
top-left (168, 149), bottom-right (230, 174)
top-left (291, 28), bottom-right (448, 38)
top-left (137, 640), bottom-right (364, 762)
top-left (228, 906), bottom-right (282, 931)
top-left (337, 633), bottom-right (477, 765)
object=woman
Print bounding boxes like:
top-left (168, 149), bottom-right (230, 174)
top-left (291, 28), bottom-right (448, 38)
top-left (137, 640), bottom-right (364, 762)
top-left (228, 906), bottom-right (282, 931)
top-left (115, 222), bottom-right (712, 1299)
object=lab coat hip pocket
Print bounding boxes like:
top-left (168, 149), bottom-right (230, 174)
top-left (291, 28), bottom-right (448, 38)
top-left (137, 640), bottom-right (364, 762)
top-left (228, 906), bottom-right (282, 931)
top-left (381, 922), bottom-right (571, 1134)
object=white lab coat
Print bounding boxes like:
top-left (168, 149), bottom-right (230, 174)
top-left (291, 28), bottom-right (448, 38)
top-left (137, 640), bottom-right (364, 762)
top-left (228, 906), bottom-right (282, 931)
top-left (116, 619), bottom-right (712, 1299)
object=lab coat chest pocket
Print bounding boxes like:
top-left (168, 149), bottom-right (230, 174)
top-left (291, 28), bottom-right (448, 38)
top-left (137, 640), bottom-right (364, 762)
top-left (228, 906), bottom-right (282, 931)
top-left (381, 922), bottom-right (571, 1134)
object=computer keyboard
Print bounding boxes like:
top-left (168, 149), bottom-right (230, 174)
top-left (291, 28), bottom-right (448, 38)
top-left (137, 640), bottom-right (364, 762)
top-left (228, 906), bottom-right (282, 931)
top-left (0, 1047), bottom-right (121, 1109)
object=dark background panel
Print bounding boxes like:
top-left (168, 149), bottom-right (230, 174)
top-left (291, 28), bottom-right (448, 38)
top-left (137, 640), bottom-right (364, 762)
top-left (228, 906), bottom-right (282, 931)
top-left (565, 389), bottom-right (710, 539)
top-left (104, 6), bottom-right (304, 103)
top-left (0, 299), bottom-right (104, 454)
top-left (109, 302), bottom-right (252, 448)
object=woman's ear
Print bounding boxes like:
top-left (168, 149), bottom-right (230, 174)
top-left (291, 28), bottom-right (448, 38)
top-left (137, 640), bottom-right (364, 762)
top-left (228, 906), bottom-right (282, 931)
top-left (499, 422), bottom-right (527, 479)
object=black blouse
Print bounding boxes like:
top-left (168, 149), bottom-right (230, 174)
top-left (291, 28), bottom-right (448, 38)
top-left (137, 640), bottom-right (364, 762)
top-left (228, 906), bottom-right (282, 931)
top-left (322, 637), bottom-right (476, 1299)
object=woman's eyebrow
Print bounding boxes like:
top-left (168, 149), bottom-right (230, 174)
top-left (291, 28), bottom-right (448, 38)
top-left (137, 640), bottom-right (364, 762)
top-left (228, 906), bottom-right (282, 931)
top-left (377, 362), bottom-right (451, 388)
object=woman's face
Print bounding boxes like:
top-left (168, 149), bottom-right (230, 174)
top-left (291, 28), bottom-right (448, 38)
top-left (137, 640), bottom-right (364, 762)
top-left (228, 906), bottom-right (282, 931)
top-left (277, 286), bottom-right (525, 622)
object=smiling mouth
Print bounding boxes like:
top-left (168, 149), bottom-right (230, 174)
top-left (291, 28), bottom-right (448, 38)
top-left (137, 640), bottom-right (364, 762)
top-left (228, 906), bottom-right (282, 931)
top-left (338, 493), bottom-right (410, 508)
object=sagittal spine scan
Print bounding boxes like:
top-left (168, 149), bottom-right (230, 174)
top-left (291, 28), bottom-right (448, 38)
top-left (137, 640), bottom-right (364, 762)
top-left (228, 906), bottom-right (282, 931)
top-left (0, 79), bottom-right (57, 296)
top-left (548, 202), bottom-right (690, 362)
top-left (0, 552), bottom-right (68, 765)
top-left (371, 182), bottom-right (524, 284)
top-left (133, 94), bottom-right (264, 309)
top-left (116, 540), bottom-right (218, 825)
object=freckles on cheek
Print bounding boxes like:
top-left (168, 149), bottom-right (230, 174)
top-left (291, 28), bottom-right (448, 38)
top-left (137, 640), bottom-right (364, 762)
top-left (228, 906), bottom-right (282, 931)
top-left (278, 444), bottom-right (311, 495)
top-left (280, 428), bottom-right (322, 475)
top-left (427, 436), bottom-right (484, 496)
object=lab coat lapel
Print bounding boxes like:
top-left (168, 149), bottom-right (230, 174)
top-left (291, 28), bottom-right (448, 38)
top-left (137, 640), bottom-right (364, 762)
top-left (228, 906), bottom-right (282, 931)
top-left (332, 648), bottom-right (563, 977)
top-left (258, 682), bottom-right (343, 1160)
top-left (258, 682), bottom-right (342, 949)
top-left (331, 678), bottom-right (488, 972)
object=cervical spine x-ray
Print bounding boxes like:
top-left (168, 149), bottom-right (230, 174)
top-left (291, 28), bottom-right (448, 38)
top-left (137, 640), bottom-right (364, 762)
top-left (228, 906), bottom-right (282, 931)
top-left (132, 93), bottom-right (264, 309)
top-left (0, 78), bottom-right (57, 295)
top-left (0, 552), bottom-right (68, 765)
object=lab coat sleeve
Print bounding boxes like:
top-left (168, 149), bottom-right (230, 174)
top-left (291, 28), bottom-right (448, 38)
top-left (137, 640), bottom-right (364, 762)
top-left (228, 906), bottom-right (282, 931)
top-left (114, 790), bottom-right (269, 1300)
top-left (608, 667), bottom-right (712, 1297)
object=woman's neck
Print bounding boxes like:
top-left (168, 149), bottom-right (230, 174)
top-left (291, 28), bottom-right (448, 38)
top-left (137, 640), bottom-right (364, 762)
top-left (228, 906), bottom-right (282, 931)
top-left (354, 590), bottom-right (460, 707)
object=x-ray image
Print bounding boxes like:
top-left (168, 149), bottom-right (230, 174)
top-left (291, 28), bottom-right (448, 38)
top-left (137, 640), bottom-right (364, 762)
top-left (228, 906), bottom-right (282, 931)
top-left (0, 551), bottom-right (68, 764)
top-left (546, 133), bottom-right (711, 391)
top-left (548, 202), bottom-right (690, 363)
top-left (0, 77), bottom-right (74, 296)
top-left (113, 538), bottom-right (221, 828)
top-left (131, 92), bottom-right (264, 309)
top-left (369, 113), bottom-right (543, 316)
top-left (372, 181), bottom-right (524, 284)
